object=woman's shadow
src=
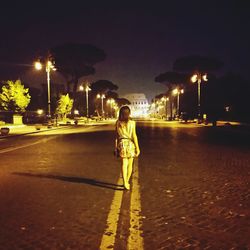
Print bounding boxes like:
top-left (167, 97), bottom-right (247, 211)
top-left (12, 172), bottom-right (124, 190)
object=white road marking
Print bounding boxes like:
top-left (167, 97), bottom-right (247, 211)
top-left (0, 137), bottom-right (57, 154)
top-left (100, 177), bottom-right (124, 249)
top-left (128, 159), bottom-right (144, 250)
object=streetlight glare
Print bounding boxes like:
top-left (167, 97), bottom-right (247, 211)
top-left (191, 74), bottom-right (198, 83)
top-left (47, 61), bottom-right (52, 67)
top-left (37, 109), bottom-right (44, 115)
top-left (34, 61), bottom-right (42, 70)
top-left (172, 88), bottom-right (178, 95)
top-left (86, 85), bottom-right (91, 92)
top-left (107, 98), bottom-right (116, 118)
top-left (203, 74), bottom-right (208, 81)
top-left (107, 98), bottom-right (114, 104)
top-left (79, 85), bottom-right (84, 91)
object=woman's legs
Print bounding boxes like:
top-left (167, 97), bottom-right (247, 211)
top-left (122, 158), bottom-right (129, 189)
top-left (127, 158), bottom-right (134, 184)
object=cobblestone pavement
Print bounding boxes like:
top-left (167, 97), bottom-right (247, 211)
top-left (137, 123), bottom-right (250, 250)
top-left (0, 123), bottom-right (249, 249)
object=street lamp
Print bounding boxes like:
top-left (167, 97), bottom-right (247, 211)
top-left (34, 60), bottom-right (56, 119)
top-left (107, 98), bottom-right (115, 118)
top-left (172, 88), bottom-right (184, 118)
top-left (97, 94), bottom-right (106, 117)
top-left (113, 103), bottom-right (118, 117)
top-left (80, 83), bottom-right (91, 118)
top-left (37, 109), bottom-right (44, 115)
top-left (151, 102), bottom-right (156, 118)
top-left (161, 96), bottom-right (169, 119)
top-left (191, 73), bottom-right (208, 121)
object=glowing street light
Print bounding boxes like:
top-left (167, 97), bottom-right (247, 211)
top-left (107, 98), bottom-right (115, 118)
top-left (34, 60), bottom-right (56, 119)
top-left (191, 72), bottom-right (208, 121)
top-left (34, 61), bottom-right (42, 70)
top-left (160, 96), bottom-right (169, 119)
top-left (172, 88), bottom-right (184, 118)
top-left (80, 83), bottom-right (91, 118)
top-left (37, 109), bottom-right (44, 115)
top-left (97, 94), bottom-right (106, 117)
top-left (74, 109), bottom-right (79, 115)
top-left (150, 101), bottom-right (157, 118)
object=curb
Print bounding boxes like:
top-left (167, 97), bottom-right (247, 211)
top-left (0, 125), bottom-right (72, 140)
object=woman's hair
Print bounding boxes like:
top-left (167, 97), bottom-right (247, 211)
top-left (118, 106), bottom-right (131, 122)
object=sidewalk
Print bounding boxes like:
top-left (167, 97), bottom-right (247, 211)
top-left (142, 118), bottom-right (245, 126)
top-left (0, 124), bottom-right (70, 139)
top-left (0, 119), bottom-right (116, 139)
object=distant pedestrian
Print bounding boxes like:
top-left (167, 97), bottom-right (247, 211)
top-left (115, 106), bottom-right (140, 190)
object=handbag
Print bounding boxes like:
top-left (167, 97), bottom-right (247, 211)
top-left (114, 138), bottom-right (120, 157)
top-left (114, 147), bottom-right (120, 157)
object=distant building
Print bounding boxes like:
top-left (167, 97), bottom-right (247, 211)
top-left (122, 93), bottom-right (149, 118)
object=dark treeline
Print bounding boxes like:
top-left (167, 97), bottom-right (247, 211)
top-left (154, 56), bottom-right (250, 122)
top-left (1, 46), bottom-right (250, 123)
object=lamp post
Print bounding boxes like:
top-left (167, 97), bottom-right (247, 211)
top-left (191, 73), bottom-right (208, 122)
top-left (161, 96), bottom-right (169, 119)
top-left (113, 103), bottom-right (118, 118)
top-left (34, 60), bottom-right (56, 119)
top-left (172, 88), bottom-right (184, 118)
top-left (80, 84), bottom-right (91, 118)
top-left (151, 102), bottom-right (154, 118)
top-left (107, 98), bottom-right (115, 118)
top-left (97, 94), bottom-right (106, 117)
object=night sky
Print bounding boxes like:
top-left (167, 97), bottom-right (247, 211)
top-left (0, 1), bottom-right (249, 101)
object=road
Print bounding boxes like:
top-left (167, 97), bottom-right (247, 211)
top-left (0, 122), bottom-right (249, 249)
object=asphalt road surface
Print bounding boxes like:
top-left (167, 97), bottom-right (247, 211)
top-left (0, 122), bottom-right (249, 250)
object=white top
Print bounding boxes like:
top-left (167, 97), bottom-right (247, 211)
top-left (116, 120), bottom-right (135, 140)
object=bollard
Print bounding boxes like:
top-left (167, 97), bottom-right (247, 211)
top-left (0, 127), bottom-right (10, 136)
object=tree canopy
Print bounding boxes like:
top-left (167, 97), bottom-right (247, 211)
top-left (115, 98), bottom-right (131, 107)
top-left (0, 79), bottom-right (31, 113)
top-left (50, 43), bottom-right (106, 94)
top-left (88, 80), bottom-right (119, 115)
top-left (90, 80), bottom-right (118, 94)
top-left (155, 71), bottom-right (188, 84)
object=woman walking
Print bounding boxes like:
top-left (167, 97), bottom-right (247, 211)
top-left (115, 106), bottom-right (140, 190)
